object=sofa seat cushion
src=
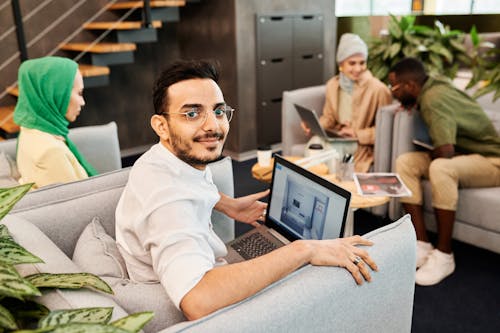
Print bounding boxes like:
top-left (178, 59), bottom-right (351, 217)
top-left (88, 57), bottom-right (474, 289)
top-left (103, 277), bottom-right (185, 333)
top-left (73, 217), bottom-right (128, 279)
top-left (71, 217), bottom-right (185, 332)
top-left (2, 215), bottom-right (128, 320)
top-left (422, 181), bottom-right (500, 233)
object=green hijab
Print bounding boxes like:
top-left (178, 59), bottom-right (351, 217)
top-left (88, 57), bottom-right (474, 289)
top-left (14, 56), bottom-right (97, 176)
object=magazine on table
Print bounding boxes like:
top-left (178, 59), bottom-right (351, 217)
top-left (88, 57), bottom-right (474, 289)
top-left (353, 173), bottom-right (412, 197)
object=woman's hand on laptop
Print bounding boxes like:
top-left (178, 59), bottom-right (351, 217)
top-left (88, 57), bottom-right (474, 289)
top-left (337, 121), bottom-right (356, 138)
top-left (301, 235), bottom-right (377, 284)
top-left (300, 121), bottom-right (312, 136)
top-left (216, 190), bottom-right (270, 227)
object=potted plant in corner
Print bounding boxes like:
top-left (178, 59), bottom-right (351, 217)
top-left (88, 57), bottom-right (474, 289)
top-left (0, 183), bottom-right (154, 332)
top-left (368, 14), bottom-right (499, 101)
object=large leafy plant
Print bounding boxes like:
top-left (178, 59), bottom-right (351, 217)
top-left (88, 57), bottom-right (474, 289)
top-left (368, 15), bottom-right (499, 101)
top-left (0, 183), bottom-right (154, 332)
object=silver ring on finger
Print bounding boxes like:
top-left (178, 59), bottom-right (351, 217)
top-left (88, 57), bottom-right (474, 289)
top-left (352, 256), bottom-right (362, 265)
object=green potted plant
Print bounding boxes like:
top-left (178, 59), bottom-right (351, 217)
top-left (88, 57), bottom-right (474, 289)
top-left (0, 183), bottom-right (154, 332)
top-left (368, 14), bottom-right (499, 101)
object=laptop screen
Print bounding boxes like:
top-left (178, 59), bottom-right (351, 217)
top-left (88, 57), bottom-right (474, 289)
top-left (266, 155), bottom-right (351, 241)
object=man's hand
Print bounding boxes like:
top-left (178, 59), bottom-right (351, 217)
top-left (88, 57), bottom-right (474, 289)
top-left (303, 235), bottom-right (377, 284)
top-left (432, 144), bottom-right (454, 159)
top-left (215, 190), bottom-right (270, 227)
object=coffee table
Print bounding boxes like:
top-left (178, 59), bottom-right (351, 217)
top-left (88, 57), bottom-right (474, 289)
top-left (251, 156), bottom-right (329, 183)
top-left (322, 174), bottom-right (390, 237)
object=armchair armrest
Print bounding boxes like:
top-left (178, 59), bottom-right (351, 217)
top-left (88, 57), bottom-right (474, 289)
top-left (162, 215), bottom-right (416, 333)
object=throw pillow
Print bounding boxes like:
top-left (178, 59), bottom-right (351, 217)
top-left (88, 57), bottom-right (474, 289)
top-left (72, 217), bottom-right (128, 279)
top-left (0, 151), bottom-right (20, 187)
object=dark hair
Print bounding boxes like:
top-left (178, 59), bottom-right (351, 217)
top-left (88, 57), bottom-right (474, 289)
top-left (390, 57), bottom-right (428, 86)
top-left (153, 59), bottom-right (220, 115)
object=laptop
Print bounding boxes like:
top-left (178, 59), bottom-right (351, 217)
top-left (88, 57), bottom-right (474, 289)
top-left (294, 104), bottom-right (358, 143)
top-left (225, 155), bottom-right (351, 263)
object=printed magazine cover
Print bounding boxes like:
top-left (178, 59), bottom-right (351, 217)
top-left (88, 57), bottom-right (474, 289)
top-left (353, 173), bottom-right (412, 197)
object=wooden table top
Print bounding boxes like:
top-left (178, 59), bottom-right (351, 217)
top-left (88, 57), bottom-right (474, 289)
top-left (251, 156), bottom-right (389, 210)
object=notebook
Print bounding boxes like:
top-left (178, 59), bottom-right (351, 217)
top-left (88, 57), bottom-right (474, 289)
top-left (294, 104), bottom-right (358, 143)
top-left (225, 155), bottom-right (351, 263)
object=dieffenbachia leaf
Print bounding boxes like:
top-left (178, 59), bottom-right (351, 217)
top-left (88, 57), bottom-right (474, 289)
top-left (110, 312), bottom-right (155, 333)
top-left (0, 183), bottom-right (33, 220)
top-left (0, 262), bottom-right (41, 300)
top-left (0, 237), bottom-right (44, 265)
top-left (39, 307), bottom-right (113, 328)
top-left (25, 273), bottom-right (113, 294)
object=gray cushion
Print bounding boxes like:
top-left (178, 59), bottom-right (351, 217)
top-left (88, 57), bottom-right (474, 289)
top-left (72, 217), bottom-right (128, 279)
top-left (2, 216), bottom-right (128, 320)
top-left (103, 277), bottom-right (185, 333)
top-left (0, 151), bottom-right (20, 187)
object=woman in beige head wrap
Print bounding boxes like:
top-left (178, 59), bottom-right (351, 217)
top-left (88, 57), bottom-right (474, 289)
top-left (303, 33), bottom-right (392, 172)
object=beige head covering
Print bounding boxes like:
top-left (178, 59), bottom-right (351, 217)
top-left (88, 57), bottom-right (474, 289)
top-left (336, 33), bottom-right (368, 64)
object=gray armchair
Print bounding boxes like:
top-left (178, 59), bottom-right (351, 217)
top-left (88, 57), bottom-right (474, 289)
top-left (281, 85), bottom-right (326, 156)
top-left (373, 93), bottom-right (500, 254)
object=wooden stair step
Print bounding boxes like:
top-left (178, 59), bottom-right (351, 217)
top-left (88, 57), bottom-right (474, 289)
top-left (4, 64), bottom-right (109, 97)
top-left (78, 64), bottom-right (110, 77)
top-left (84, 21), bottom-right (162, 30)
top-left (108, 1), bottom-right (185, 10)
top-left (6, 86), bottom-right (18, 97)
top-left (0, 106), bottom-right (20, 134)
top-left (59, 42), bottom-right (136, 53)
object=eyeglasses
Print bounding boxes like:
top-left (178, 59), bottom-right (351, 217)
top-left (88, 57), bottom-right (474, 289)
top-left (388, 83), bottom-right (401, 92)
top-left (163, 105), bottom-right (234, 125)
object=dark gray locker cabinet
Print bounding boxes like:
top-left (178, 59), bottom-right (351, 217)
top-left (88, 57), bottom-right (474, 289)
top-left (256, 13), bottom-right (324, 146)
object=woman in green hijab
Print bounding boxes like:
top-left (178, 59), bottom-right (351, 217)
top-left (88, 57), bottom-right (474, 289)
top-left (14, 56), bottom-right (97, 189)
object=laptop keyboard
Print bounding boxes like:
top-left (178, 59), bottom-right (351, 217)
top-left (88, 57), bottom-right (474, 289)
top-left (230, 232), bottom-right (279, 260)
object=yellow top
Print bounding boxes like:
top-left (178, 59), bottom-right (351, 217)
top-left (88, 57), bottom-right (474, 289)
top-left (17, 127), bottom-right (88, 189)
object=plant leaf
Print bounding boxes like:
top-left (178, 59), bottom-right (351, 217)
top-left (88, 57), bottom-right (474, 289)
top-left (449, 38), bottom-right (467, 52)
top-left (388, 14), bottom-right (402, 39)
top-left (25, 273), bottom-right (113, 294)
top-left (0, 303), bottom-right (17, 330)
top-left (110, 312), bottom-right (154, 333)
top-left (428, 43), bottom-right (453, 63)
top-left (39, 307), bottom-right (113, 328)
top-left (389, 42), bottom-right (401, 58)
top-left (2, 298), bottom-right (49, 329)
top-left (0, 237), bottom-right (44, 265)
top-left (470, 25), bottom-right (479, 46)
top-left (0, 262), bottom-right (41, 299)
top-left (0, 225), bottom-right (11, 239)
top-left (0, 183), bottom-right (33, 221)
top-left (50, 323), bottom-right (130, 333)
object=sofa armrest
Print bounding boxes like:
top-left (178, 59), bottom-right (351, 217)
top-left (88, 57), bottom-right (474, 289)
top-left (374, 103), bottom-right (398, 172)
top-left (391, 110), bottom-right (421, 171)
top-left (281, 85), bottom-right (326, 156)
top-left (69, 121), bottom-right (122, 173)
top-left (161, 215), bottom-right (416, 333)
top-left (210, 156), bottom-right (235, 243)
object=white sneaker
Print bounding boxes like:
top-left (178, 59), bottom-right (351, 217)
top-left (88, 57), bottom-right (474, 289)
top-left (415, 249), bottom-right (455, 286)
top-left (416, 240), bottom-right (434, 269)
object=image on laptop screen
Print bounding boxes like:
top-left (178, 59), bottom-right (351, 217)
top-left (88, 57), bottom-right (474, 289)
top-left (267, 157), bottom-right (350, 240)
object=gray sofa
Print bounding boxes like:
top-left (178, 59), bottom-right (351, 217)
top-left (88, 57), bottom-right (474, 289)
top-left (374, 93), bottom-right (500, 254)
top-left (3, 154), bottom-right (417, 332)
top-left (0, 121), bottom-right (122, 187)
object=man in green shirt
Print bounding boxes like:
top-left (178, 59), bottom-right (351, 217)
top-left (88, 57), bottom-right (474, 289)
top-left (388, 58), bottom-right (500, 286)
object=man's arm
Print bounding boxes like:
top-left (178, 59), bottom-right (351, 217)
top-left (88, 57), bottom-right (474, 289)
top-left (180, 236), bottom-right (377, 320)
top-left (215, 191), bottom-right (269, 227)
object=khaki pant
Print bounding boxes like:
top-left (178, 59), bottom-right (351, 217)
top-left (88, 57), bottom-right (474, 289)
top-left (396, 152), bottom-right (500, 211)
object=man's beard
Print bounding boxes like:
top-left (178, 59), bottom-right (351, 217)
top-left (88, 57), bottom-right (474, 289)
top-left (399, 94), bottom-right (417, 109)
top-left (169, 130), bottom-right (225, 167)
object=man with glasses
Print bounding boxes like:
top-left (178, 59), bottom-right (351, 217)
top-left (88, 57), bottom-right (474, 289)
top-left (115, 60), bottom-right (377, 320)
top-left (388, 58), bottom-right (500, 286)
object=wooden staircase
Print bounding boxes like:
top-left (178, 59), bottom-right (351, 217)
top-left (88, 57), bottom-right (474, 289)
top-left (0, 0), bottom-right (187, 139)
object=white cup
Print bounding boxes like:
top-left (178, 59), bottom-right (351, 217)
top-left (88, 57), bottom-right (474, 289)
top-left (257, 145), bottom-right (272, 167)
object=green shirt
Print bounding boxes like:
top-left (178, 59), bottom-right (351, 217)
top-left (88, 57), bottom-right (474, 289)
top-left (418, 76), bottom-right (500, 157)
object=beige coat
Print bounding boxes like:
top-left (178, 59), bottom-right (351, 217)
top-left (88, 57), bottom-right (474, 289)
top-left (17, 127), bottom-right (88, 189)
top-left (320, 70), bottom-right (392, 172)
